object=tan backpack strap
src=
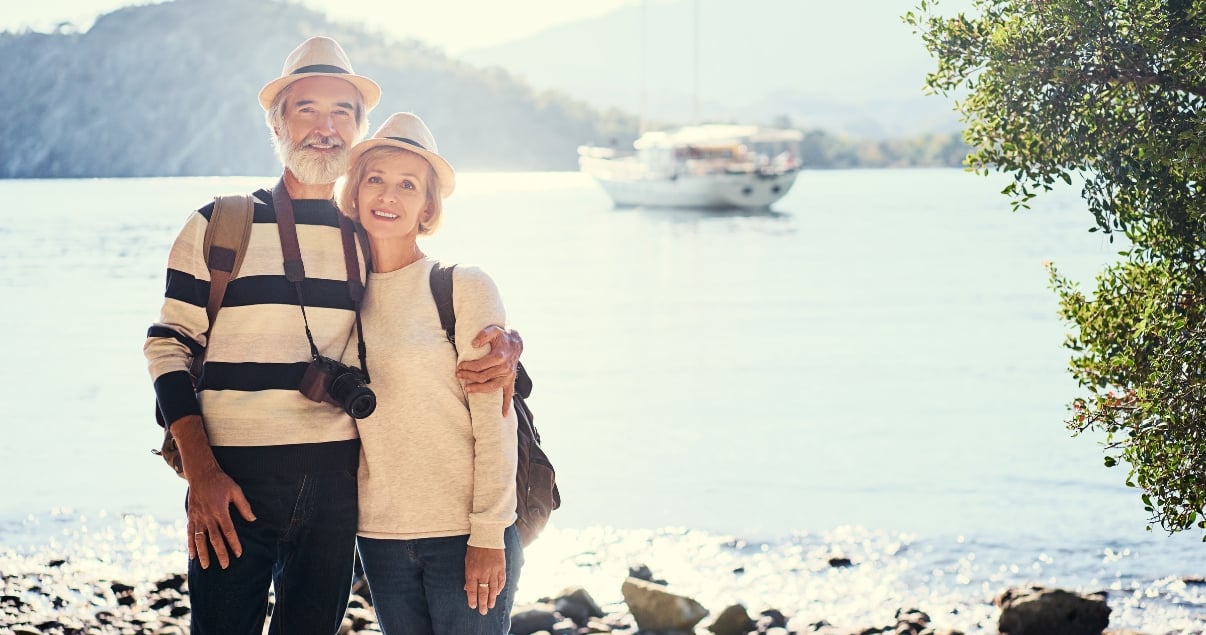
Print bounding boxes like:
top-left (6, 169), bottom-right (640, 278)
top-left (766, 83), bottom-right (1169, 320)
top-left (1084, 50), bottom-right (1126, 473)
top-left (202, 194), bottom-right (254, 329)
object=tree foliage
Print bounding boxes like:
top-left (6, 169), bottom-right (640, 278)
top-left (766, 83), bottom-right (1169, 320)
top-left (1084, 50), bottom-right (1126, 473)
top-left (906, 0), bottom-right (1206, 537)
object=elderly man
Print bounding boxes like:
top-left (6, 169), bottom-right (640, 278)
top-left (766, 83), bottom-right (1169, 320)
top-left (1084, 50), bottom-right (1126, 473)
top-left (144, 37), bottom-right (521, 634)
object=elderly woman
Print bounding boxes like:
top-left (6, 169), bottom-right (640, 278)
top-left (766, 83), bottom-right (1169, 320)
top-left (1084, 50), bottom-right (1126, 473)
top-left (338, 112), bottom-right (521, 635)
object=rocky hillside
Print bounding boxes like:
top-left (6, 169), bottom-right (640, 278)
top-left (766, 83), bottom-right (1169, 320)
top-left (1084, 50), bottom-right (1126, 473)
top-left (0, 0), bottom-right (637, 177)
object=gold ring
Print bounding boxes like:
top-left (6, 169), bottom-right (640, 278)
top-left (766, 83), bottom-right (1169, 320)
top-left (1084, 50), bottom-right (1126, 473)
top-left (478, 583), bottom-right (489, 587)
top-left (194, 531), bottom-right (205, 535)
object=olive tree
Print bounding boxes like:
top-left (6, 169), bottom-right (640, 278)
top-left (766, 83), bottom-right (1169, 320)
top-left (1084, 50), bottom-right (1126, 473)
top-left (905, 0), bottom-right (1206, 537)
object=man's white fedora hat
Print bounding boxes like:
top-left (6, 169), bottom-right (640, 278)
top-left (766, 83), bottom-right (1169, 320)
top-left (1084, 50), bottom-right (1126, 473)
top-left (258, 36), bottom-right (382, 112)
top-left (348, 112), bottom-right (456, 198)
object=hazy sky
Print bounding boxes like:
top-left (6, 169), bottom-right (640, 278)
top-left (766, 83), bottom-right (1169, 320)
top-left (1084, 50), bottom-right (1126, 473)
top-left (1, 0), bottom-right (644, 52)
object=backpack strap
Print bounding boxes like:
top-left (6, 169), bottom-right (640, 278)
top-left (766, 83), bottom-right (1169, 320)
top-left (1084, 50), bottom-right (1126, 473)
top-left (189, 193), bottom-right (254, 376)
top-left (202, 194), bottom-right (254, 329)
top-left (428, 261), bottom-right (532, 400)
top-left (429, 261), bottom-right (458, 347)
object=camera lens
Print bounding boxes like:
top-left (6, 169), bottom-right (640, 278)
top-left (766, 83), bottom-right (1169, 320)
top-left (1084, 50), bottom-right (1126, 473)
top-left (330, 372), bottom-right (376, 419)
top-left (345, 388), bottom-right (376, 419)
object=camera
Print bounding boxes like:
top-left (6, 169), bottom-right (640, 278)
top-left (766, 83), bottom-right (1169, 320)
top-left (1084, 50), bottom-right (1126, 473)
top-left (299, 355), bottom-right (376, 419)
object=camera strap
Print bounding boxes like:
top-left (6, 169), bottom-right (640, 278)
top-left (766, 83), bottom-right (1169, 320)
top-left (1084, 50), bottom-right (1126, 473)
top-left (271, 178), bottom-right (371, 381)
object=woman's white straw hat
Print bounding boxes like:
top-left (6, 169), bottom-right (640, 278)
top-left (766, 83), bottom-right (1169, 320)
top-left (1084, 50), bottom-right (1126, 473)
top-left (258, 36), bottom-right (382, 112)
top-left (348, 113), bottom-right (456, 198)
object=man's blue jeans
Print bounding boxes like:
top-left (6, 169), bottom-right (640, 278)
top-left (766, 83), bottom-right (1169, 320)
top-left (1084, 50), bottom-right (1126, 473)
top-left (357, 525), bottom-right (523, 635)
top-left (186, 468), bottom-right (359, 635)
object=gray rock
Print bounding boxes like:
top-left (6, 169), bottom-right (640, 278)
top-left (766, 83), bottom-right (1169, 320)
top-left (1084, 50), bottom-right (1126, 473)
top-left (894, 607), bottom-right (932, 634)
top-left (995, 586), bottom-right (1110, 635)
top-left (554, 585), bottom-right (606, 625)
top-left (708, 603), bottom-right (756, 635)
top-left (629, 563), bottom-right (655, 580)
top-left (511, 602), bottom-right (560, 635)
top-left (347, 605), bottom-right (376, 630)
top-left (620, 577), bottom-right (708, 633)
top-left (758, 608), bottom-right (788, 629)
top-left (156, 574), bottom-right (186, 592)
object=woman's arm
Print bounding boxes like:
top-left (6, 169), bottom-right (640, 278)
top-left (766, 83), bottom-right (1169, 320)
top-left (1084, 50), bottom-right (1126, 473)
top-left (453, 266), bottom-right (520, 611)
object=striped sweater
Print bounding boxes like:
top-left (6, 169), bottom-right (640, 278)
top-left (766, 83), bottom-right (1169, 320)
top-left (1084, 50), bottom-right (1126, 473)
top-left (144, 188), bottom-right (362, 476)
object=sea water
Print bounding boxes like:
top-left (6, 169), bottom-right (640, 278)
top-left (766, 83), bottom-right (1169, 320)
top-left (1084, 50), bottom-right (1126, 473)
top-left (0, 171), bottom-right (1202, 632)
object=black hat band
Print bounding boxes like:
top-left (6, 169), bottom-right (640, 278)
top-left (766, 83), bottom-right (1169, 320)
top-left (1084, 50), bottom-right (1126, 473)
top-left (386, 136), bottom-right (428, 151)
top-left (292, 64), bottom-right (350, 75)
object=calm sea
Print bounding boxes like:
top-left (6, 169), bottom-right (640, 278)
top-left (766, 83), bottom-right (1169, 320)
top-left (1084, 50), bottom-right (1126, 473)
top-left (0, 171), bottom-right (1202, 632)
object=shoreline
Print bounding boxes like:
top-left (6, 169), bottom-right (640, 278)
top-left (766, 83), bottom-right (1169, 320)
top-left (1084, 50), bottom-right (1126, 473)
top-left (4, 559), bottom-right (1201, 631)
top-left (2, 513), bottom-right (1204, 633)
top-left (3, 547), bottom-right (1203, 635)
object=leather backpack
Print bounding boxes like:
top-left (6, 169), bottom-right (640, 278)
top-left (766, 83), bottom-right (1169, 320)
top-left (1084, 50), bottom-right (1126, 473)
top-left (152, 194), bottom-right (255, 478)
top-left (429, 262), bottom-right (561, 547)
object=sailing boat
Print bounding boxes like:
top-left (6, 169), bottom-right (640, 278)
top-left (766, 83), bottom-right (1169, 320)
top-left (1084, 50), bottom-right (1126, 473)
top-left (577, 0), bottom-right (802, 209)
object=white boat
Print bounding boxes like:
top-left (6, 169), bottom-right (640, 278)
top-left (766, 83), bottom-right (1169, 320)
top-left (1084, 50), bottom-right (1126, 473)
top-left (578, 124), bottom-right (802, 209)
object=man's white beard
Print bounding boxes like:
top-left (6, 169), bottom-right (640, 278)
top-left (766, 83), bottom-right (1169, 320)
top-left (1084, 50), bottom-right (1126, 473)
top-left (275, 131), bottom-right (349, 185)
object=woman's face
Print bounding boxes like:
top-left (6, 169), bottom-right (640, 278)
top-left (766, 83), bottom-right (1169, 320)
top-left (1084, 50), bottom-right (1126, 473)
top-left (356, 150), bottom-right (431, 240)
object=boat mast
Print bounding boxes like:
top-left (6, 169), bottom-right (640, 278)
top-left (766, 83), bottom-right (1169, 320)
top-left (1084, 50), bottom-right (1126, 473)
top-left (693, 0), bottom-right (700, 125)
top-left (639, 0), bottom-right (648, 135)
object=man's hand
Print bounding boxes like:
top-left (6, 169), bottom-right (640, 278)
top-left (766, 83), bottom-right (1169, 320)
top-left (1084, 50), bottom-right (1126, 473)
top-left (171, 415), bottom-right (256, 569)
top-left (457, 326), bottom-right (523, 416)
top-left (185, 467), bottom-right (255, 569)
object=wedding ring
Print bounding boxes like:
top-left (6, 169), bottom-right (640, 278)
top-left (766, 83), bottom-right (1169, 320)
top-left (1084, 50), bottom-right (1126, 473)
top-left (478, 583), bottom-right (490, 587)
top-left (194, 531), bottom-right (205, 535)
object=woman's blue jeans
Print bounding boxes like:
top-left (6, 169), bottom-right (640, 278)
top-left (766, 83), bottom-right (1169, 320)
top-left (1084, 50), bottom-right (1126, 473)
top-left (357, 525), bottom-right (523, 635)
top-left (186, 468), bottom-right (359, 635)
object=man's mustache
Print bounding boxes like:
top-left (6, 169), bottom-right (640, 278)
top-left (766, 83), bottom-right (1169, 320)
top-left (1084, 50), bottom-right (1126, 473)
top-left (296, 134), bottom-right (345, 150)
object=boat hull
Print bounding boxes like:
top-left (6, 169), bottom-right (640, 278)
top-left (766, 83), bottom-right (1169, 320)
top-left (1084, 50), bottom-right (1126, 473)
top-left (586, 165), bottom-right (799, 209)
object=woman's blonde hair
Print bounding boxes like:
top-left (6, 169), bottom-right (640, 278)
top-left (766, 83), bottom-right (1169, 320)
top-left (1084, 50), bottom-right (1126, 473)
top-left (338, 145), bottom-right (444, 234)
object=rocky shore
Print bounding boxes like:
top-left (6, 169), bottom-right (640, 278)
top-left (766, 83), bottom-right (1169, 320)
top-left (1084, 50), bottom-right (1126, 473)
top-left (3, 556), bottom-right (1196, 635)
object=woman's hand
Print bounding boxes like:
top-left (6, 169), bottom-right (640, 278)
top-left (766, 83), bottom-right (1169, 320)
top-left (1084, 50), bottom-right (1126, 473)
top-left (463, 545), bottom-right (507, 614)
top-left (458, 325), bottom-right (523, 415)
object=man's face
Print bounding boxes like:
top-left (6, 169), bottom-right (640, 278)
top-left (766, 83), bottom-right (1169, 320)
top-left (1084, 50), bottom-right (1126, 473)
top-left (274, 76), bottom-right (363, 185)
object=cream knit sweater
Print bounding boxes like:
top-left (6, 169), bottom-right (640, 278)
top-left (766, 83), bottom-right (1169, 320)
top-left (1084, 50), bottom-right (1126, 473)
top-left (350, 257), bottom-right (518, 549)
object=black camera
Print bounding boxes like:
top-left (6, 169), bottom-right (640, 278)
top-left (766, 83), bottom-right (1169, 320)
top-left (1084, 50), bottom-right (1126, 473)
top-left (299, 355), bottom-right (376, 419)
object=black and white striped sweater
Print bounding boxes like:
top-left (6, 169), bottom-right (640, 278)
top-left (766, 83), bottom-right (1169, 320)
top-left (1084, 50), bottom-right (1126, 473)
top-left (144, 188), bottom-right (363, 476)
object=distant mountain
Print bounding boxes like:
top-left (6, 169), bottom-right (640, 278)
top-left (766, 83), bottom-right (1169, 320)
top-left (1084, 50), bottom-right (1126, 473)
top-left (460, 0), bottom-right (961, 138)
top-left (0, 0), bottom-right (637, 177)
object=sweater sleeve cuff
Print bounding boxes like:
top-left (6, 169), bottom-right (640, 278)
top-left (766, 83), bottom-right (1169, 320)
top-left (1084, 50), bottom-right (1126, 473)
top-left (154, 370), bottom-right (201, 428)
top-left (467, 521), bottom-right (510, 550)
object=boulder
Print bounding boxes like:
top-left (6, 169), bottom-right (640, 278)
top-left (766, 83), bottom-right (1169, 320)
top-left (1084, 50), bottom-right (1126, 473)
top-left (708, 603), bottom-right (756, 635)
top-left (346, 605), bottom-right (376, 630)
top-left (155, 574), bottom-right (186, 592)
top-left (554, 586), bottom-right (605, 625)
top-left (894, 607), bottom-right (931, 634)
top-left (511, 602), bottom-right (560, 635)
top-left (995, 586), bottom-right (1110, 635)
top-left (629, 563), bottom-right (669, 585)
top-left (758, 608), bottom-right (788, 629)
top-left (621, 577), bottom-right (709, 633)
